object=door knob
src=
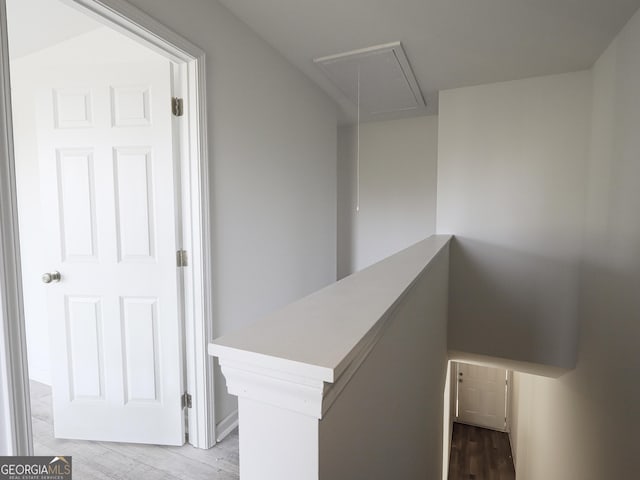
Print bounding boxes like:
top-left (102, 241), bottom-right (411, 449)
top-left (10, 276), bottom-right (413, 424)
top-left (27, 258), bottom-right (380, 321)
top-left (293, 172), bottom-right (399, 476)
top-left (42, 271), bottom-right (61, 284)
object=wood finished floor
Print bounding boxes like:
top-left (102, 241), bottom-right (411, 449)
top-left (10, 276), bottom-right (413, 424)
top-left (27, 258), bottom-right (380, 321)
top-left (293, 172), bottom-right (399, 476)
top-left (30, 381), bottom-right (239, 480)
top-left (448, 422), bottom-right (515, 480)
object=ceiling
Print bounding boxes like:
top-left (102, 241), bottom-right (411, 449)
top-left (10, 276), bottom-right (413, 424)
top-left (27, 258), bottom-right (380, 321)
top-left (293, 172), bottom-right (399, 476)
top-left (6, 0), bottom-right (100, 59)
top-left (217, 0), bottom-right (640, 123)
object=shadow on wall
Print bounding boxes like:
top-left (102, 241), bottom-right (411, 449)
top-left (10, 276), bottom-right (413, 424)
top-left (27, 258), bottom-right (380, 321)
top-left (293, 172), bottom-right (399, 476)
top-left (577, 256), bottom-right (640, 373)
top-left (447, 236), bottom-right (579, 369)
top-left (510, 257), bottom-right (640, 480)
top-left (568, 256), bottom-right (640, 479)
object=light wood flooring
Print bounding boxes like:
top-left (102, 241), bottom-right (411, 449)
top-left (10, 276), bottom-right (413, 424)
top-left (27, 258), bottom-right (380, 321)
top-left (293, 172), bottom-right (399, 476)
top-left (30, 381), bottom-right (239, 480)
top-left (448, 422), bottom-right (515, 480)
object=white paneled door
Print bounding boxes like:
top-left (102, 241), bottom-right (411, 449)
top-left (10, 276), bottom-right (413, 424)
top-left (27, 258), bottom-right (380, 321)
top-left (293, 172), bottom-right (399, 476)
top-left (36, 60), bottom-right (185, 445)
top-left (456, 363), bottom-right (508, 432)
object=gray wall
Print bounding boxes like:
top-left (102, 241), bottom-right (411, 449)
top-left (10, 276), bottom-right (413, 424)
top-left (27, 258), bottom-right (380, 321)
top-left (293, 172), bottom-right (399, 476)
top-left (437, 72), bottom-right (592, 368)
top-left (337, 116), bottom-right (438, 277)
top-left (510, 8), bottom-right (640, 479)
top-left (124, 0), bottom-right (339, 425)
top-left (319, 245), bottom-right (449, 480)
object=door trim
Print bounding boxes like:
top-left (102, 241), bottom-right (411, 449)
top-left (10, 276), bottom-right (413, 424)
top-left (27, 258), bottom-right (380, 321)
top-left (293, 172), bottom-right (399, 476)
top-left (0, 0), bottom-right (32, 455)
top-left (0, 0), bottom-right (215, 452)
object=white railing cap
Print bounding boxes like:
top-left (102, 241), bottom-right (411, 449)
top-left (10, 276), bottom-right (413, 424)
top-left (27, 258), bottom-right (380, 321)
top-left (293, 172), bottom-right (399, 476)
top-left (209, 235), bottom-right (452, 385)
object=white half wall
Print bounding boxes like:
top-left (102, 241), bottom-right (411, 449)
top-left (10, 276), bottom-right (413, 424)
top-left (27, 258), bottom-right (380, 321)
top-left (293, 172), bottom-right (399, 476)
top-left (122, 0), bottom-right (338, 425)
top-left (337, 115), bottom-right (438, 277)
top-left (319, 243), bottom-right (449, 480)
top-left (437, 71), bottom-right (591, 368)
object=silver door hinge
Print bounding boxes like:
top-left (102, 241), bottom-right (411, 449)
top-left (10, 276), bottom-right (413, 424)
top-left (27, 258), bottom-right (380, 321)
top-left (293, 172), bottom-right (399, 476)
top-left (182, 392), bottom-right (192, 409)
top-left (172, 97), bottom-right (184, 117)
top-left (177, 249), bottom-right (188, 267)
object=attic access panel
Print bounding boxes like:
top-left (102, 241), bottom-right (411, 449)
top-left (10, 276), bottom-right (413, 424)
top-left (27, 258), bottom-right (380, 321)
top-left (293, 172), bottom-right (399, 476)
top-left (314, 42), bottom-right (425, 117)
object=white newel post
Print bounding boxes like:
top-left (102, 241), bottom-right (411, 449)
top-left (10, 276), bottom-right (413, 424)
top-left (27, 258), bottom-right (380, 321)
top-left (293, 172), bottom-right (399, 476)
top-left (208, 348), bottom-right (332, 480)
top-left (238, 398), bottom-right (319, 479)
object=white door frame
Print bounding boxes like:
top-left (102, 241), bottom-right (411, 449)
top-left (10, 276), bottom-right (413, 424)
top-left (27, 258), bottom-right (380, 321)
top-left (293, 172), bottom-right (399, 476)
top-left (0, 0), bottom-right (215, 453)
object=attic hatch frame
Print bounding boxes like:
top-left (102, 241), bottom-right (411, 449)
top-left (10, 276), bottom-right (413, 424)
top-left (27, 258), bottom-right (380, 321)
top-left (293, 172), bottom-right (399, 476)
top-left (313, 41), bottom-right (426, 116)
top-left (0, 0), bottom-right (216, 453)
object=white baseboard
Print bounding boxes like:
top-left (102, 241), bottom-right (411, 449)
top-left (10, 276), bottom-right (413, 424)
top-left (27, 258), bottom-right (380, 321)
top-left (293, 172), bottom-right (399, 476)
top-left (216, 409), bottom-right (238, 442)
top-left (28, 371), bottom-right (51, 386)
